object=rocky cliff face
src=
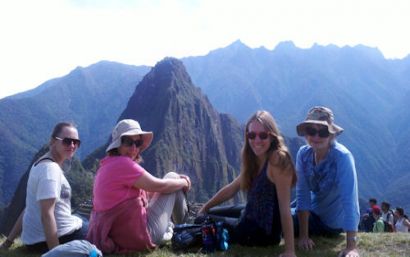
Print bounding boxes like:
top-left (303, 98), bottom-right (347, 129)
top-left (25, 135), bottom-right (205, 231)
top-left (85, 58), bottom-right (244, 202)
top-left (119, 57), bottom-right (244, 202)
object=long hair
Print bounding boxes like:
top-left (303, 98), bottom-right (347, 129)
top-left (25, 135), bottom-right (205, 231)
top-left (395, 207), bottom-right (405, 217)
top-left (240, 110), bottom-right (296, 190)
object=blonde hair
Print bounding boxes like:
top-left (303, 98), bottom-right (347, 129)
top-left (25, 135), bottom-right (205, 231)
top-left (240, 110), bottom-right (296, 190)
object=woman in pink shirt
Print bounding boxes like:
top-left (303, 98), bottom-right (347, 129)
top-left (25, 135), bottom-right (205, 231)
top-left (87, 119), bottom-right (191, 254)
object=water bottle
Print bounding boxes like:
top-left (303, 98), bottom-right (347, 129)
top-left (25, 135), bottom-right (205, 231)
top-left (201, 222), bottom-right (216, 253)
top-left (215, 221), bottom-right (229, 251)
top-left (89, 249), bottom-right (98, 257)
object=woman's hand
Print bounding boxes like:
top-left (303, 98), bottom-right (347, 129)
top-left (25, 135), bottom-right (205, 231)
top-left (198, 205), bottom-right (207, 215)
top-left (179, 174), bottom-right (191, 192)
top-left (297, 236), bottom-right (315, 250)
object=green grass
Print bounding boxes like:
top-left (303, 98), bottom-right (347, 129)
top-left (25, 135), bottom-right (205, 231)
top-left (1, 233), bottom-right (410, 257)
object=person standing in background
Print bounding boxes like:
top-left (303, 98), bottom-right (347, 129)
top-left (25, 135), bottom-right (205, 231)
top-left (371, 206), bottom-right (384, 233)
top-left (381, 202), bottom-right (394, 232)
top-left (394, 207), bottom-right (410, 233)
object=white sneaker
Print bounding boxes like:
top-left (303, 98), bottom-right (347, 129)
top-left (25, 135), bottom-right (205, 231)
top-left (161, 221), bottom-right (174, 243)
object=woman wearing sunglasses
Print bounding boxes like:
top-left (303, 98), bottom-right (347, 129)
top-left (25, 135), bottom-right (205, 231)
top-left (87, 119), bottom-right (190, 254)
top-left (198, 110), bottom-right (297, 257)
top-left (294, 106), bottom-right (360, 257)
top-left (1, 122), bottom-right (86, 253)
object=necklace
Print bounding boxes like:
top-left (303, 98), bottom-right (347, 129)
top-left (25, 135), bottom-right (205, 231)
top-left (314, 147), bottom-right (330, 165)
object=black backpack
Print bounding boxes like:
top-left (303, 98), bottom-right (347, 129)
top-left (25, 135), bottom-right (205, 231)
top-left (171, 223), bottom-right (203, 250)
top-left (171, 218), bottom-right (229, 253)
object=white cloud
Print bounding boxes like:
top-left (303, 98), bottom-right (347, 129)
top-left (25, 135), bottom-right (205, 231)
top-left (1, 0), bottom-right (410, 98)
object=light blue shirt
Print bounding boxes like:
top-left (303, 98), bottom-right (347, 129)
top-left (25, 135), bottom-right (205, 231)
top-left (295, 141), bottom-right (360, 231)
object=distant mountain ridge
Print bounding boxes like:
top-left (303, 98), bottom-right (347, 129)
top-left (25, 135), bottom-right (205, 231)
top-left (182, 40), bottom-right (410, 206)
top-left (0, 41), bottom-right (409, 210)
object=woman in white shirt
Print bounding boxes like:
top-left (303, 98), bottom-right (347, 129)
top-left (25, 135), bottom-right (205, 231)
top-left (0, 122), bottom-right (87, 253)
top-left (394, 207), bottom-right (410, 233)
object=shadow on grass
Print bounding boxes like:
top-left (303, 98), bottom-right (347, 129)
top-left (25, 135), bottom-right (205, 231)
top-left (0, 236), bottom-right (345, 257)
top-left (5, 233), bottom-right (410, 257)
top-left (298, 234), bottom-right (346, 257)
top-left (166, 234), bottom-right (346, 257)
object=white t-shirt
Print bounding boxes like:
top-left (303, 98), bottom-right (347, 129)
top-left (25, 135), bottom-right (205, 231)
top-left (395, 218), bottom-right (409, 233)
top-left (22, 160), bottom-right (82, 244)
top-left (382, 211), bottom-right (394, 225)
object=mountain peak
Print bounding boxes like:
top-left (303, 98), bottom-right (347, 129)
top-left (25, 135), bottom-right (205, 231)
top-left (142, 57), bottom-right (193, 91)
top-left (216, 40), bottom-right (251, 53)
top-left (152, 57), bottom-right (186, 75)
top-left (119, 57), bottom-right (198, 124)
top-left (116, 58), bottom-right (243, 202)
top-left (227, 39), bottom-right (248, 48)
top-left (155, 57), bottom-right (184, 69)
top-left (273, 41), bottom-right (297, 52)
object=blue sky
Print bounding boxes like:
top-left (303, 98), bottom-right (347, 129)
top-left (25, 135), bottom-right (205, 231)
top-left (1, 0), bottom-right (409, 98)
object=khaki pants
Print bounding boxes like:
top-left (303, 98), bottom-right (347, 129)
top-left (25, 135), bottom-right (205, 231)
top-left (146, 172), bottom-right (188, 245)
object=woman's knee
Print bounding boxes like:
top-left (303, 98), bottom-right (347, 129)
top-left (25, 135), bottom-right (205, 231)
top-left (164, 171), bottom-right (179, 179)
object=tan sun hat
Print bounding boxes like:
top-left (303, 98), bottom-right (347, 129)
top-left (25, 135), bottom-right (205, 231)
top-left (296, 106), bottom-right (344, 136)
top-left (106, 119), bottom-right (153, 153)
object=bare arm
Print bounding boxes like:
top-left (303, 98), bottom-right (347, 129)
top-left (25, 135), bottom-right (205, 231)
top-left (40, 198), bottom-right (59, 250)
top-left (268, 164), bottom-right (296, 257)
top-left (404, 218), bottom-right (410, 228)
top-left (198, 175), bottom-right (241, 214)
top-left (0, 210), bottom-right (24, 249)
top-left (134, 171), bottom-right (189, 194)
top-left (297, 210), bottom-right (315, 250)
top-left (298, 210), bottom-right (309, 238)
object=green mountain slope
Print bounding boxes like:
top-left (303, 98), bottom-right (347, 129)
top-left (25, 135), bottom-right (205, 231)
top-left (0, 61), bottom-right (149, 205)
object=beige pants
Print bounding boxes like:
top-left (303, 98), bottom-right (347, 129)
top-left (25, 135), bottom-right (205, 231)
top-left (146, 172), bottom-right (188, 245)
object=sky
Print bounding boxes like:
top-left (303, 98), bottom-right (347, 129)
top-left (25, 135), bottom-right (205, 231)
top-left (1, 0), bottom-right (410, 99)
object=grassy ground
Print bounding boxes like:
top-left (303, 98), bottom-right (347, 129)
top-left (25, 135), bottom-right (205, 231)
top-left (1, 233), bottom-right (410, 257)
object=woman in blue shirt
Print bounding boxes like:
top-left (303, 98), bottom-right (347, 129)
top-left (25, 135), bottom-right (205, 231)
top-left (294, 106), bottom-right (360, 257)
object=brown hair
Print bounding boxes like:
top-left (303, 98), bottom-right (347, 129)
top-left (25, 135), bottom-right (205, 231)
top-left (49, 122), bottom-right (77, 145)
top-left (395, 207), bottom-right (404, 217)
top-left (240, 110), bottom-right (296, 190)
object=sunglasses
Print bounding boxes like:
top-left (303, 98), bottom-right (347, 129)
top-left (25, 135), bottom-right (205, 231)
top-left (55, 137), bottom-right (81, 147)
top-left (247, 131), bottom-right (269, 140)
top-left (121, 137), bottom-right (144, 148)
top-left (305, 126), bottom-right (330, 138)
